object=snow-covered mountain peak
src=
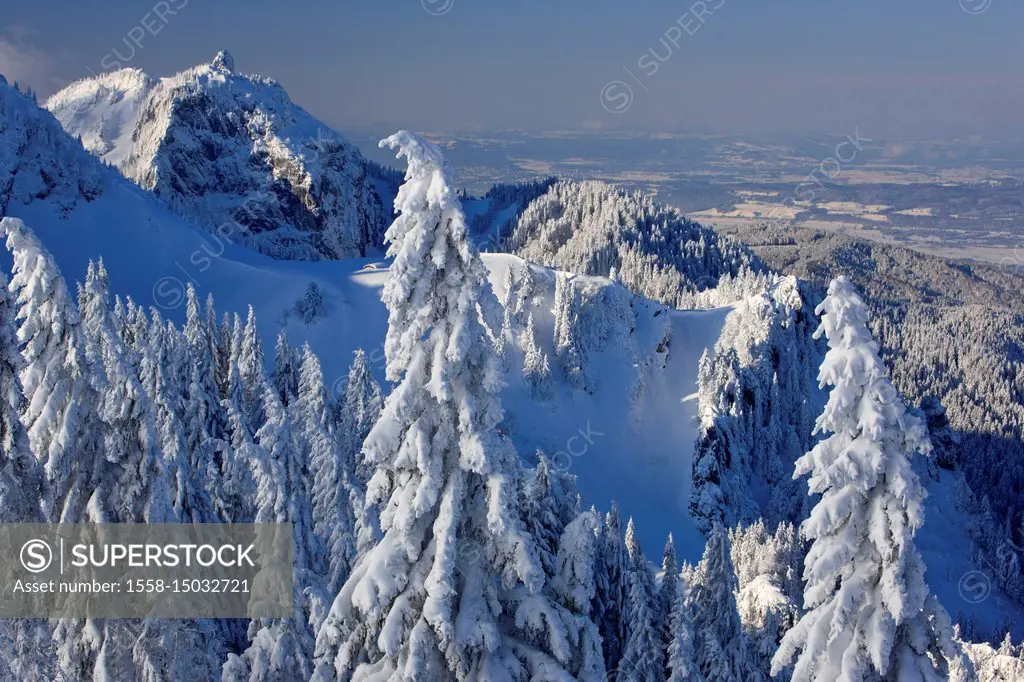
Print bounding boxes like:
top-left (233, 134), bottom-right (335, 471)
top-left (44, 68), bottom-right (154, 167)
top-left (46, 54), bottom-right (392, 261)
top-left (211, 49), bottom-right (235, 73)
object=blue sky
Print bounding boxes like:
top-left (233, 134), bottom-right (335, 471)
top-left (2, 0), bottom-right (1022, 138)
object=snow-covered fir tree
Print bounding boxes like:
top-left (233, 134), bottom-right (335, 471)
top-left (496, 265), bottom-right (514, 359)
top-left (548, 510), bottom-right (607, 681)
top-left (521, 311), bottom-right (552, 400)
top-left (224, 382), bottom-right (328, 682)
top-left (78, 260), bottom-right (165, 523)
top-left (772, 276), bottom-right (971, 681)
top-left (689, 525), bottom-right (746, 681)
top-left (521, 453), bottom-right (580, 577)
top-left (335, 347), bottom-right (383, 558)
top-left (183, 284), bottom-right (228, 521)
top-left (142, 315), bottom-right (207, 525)
top-left (512, 263), bottom-right (536, 326)
top-left (4, 220), bottom-right (99, 523)
top-left (0, 266), bottom-right (42, 522)
top-left (216, 310), bottom-right (233, 398)
top-left (593, 503), bottom-right (629, 672)
top-left (666, 584), bottom-right (704, 682)
top-left (0, 260), bottom-right (55, 682)
top-left (335, 347), bottom-right (383, 486)
top-left (553, 272), bottom-right (584, 390)
top-left (220, 355), bottom-right (257, 524)
top-left (655, 534), bottom-right (680, 678)
top-left (239, 305), bottom-right (266, 428)
top-left (312, 131), bottom-right (577, 681)
top-left (617, 518), bottom-right (661, 682)
top-left (273, 329), bottom-right (300, 406)
top-left (302, 344), bottom-right (357, 596)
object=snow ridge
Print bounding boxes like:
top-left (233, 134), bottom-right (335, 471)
top-left (1, 81), bottom-right (107, 215)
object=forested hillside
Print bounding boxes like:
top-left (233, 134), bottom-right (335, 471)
top-left (719, 221), bottom-right (1024, 624)
top-left (2, 60), bottom-right (1024, 679)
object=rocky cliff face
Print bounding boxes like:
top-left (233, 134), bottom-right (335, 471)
top-left (46, 51), bottom-right (391, 260)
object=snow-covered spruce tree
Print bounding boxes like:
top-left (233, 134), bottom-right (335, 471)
top-left (335, 348), bottom-right (384, 559)
top-left (689, 525), bottom-right (746, 681)
top-left (313, 132), bottom-right (576, 681)
top-left (521, 311), bottom-right (552, 400)
top-left (119, 296), bottom-right (147, 352)
top-left (655, 534), bottom-right (680, 678)
top-left (220, 357), bottom-right (257, 523)
top-left (553, 272), bottom-right (584, 390)
top-left (141, 313), bottom-right (210, 525)
top-left (335, 347), bottom-right (383, 486)
top-left (224, 382), bottom-right (328, 682)
top-left (273, 329), bottom-right (300, 406)
top-left (217, 311), bottom-right (233, 398)
top-left (0, 265), bottom-right (56, 682)
top-left (113, 295), bottom-right (131, 344)
top-left (3, 219), bottom-right (101, 524)
top-left (111, 294), bottom-right (127, 334)
top-left (162, 313), bottom-right (192, 397)
top-left (240, 305), bottom-right (266, 428)
top-left (302, 344), bottom-right (357, 597)
top-left (512, 263), bottom-right (535, 326)
top-left (78, 260), bottom-right (166, 523)
top-left (548, 510), bottom-right (607, 681)
top-left (184, 285), bottom-right (229, 521)
top-left (205, 292), bottom-right (221, 375)
top-left (997, 632), bottom-right (1015, 658)
top-left (132, 301), bottom-right (154, 352)
top-left (616, 518), bottom-right (661, 682)
top-left (665, 586), bottom-right (704, 682)
top-left (521, 453), bottom-right (580, 578)
top-left (0, 266), bottom-right (42, 521)
top-left (593, 503), bottom-right (629, 672)
top-left (771, 276), bottom-right (972, 682)
top-left (185, 287), bottom-right (220, 416)
top-left (496, 265), bottom-right (514, 359)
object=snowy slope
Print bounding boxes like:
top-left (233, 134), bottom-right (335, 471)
top-left (45, 51), bottom-right (391, 261)
top-left (917, 472), bottom-right (1024, 641)
top-left (43, 68), bottom-right (154, 167)
top-left (481, 253), bottom-right (732, 559)
top-left (8, 171), bottom-right (722, 558)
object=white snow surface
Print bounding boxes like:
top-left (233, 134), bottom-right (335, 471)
top-left (44, 68), bottom-right (154, 168)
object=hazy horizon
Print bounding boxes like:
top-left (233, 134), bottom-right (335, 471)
top-left (3, 0), bottom-right (1023, 141)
